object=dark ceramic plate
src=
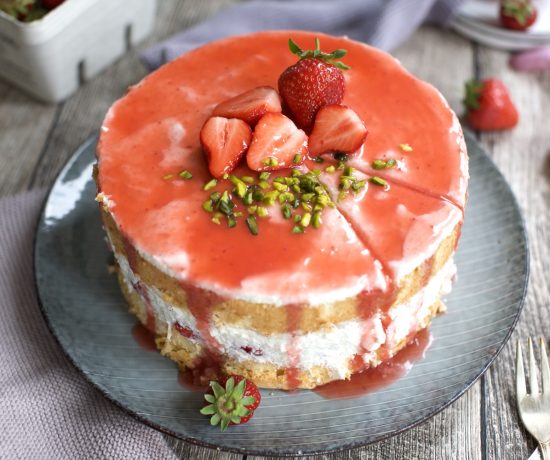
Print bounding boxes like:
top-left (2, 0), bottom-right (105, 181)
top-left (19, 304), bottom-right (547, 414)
top-left (34, 132), bottom-right (528, 457)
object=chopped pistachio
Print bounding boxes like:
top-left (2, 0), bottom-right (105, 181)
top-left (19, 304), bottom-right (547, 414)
top-left (227, 216), bottom-right (237, 228)
top-left (278, 192), bottom-right (294, 204)
top-left (273, 182), bottom-right (288, 192)
top-left (259, 171), bottom-right (271, 181)
top-left (293, 153), bottom-right (302, 164)
top-left (292, 184), bottom-right (302, 194)
top-left (229, 176), bottom-right (247, 197)
top-left (292, 225), bottom-right (304, 234)
top-left (369, 176), bottom-right (388, 187)
top-left (312, 211), bottom-right (322, 229)
top-left (262, 156), bottom-right (279, 167)
top-left (218, 200), bottom-right (233, 216)
top-left (301, 212), bottom-right (312, 227)
top-left (241, 176), bottom-right (255, 184)
top-left (252, 190), bottom-right (264, 202)
top-left (211, 215), bottom-right (221, 225)
top-left (294, 214), bottom-right (302, 223)
top-left (352, 180), bottom-right (367, 191)
top-left (291, 169), bottom-right (302, 178)
top-left (222, 173), bottom-right (229, 180)
top-left (386, 158), bottom-right (397, 168)
top-left (235, 181), bottom-right (247, 198)
top-left (340, 178), bottom-right (352, 190)
top-left (372, 159), bottom-right (387, 170)
top-left (220, 191), bottom-right (230, 202)
top-left (234, 211), bottom-right (243, 218)
top-left (292, 198), bottom-right (301, 209)
top-left (258, 180), bottom-right (270, 190)
top-left (203, 178), bottom-right (217, 190)
top-left (301, 192), bottom-right (315, 202)
top-left (248, 205), bottom-right (258, 214)
top-left (282, 204), bottom-right (292, 219)
top-left (399, 143), bottom-right (413, 152)
top-left (210, 191), bottom-right (221, 201)
top-left (337, 161), bottom-right (346, 170)
top-left (202, 200), bottom-right (214, 212)
top-left (316, 194), bottom-right (331, 207)
top-left (178, 170), bottom-right (193, 180)
top-left (325, 165), bottom-right (336, 173)
top-left (312, 169), bottom-right (321, 177)
top-left (162, 174), bottom-right (174, 180)
top-left (263, 190), bottom-right (279, 206)
top-left (344, 165), bottom-right (355, 176)
top-left (257, 206), bottom-right (269, 218)
top-left (242, 192), bottom-right (254, 206)
top-left (246, 215), bottom-right (259, 235)
top-left (338, 191), bottom-right (347, 201)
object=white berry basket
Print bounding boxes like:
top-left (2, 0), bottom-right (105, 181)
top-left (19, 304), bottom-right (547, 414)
top-left (0, 0), bottom-right (157, 103)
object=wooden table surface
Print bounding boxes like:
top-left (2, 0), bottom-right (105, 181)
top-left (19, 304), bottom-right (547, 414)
top-left (2, 1), bottom-right (548, 458)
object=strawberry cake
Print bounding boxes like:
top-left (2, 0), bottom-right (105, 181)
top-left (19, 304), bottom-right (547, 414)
top-left (95, 31), bottom-right (468, 390)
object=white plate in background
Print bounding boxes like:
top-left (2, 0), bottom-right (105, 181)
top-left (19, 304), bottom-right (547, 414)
top-left (451, 0), bottom-right (550, 50)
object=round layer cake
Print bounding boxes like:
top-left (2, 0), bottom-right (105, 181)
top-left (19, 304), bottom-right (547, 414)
top-left (95, 31), bottom-right (468, 390)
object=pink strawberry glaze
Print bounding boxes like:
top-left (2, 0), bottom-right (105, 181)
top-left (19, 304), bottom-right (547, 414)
top-left (98, 31), bottom-right (467, 387)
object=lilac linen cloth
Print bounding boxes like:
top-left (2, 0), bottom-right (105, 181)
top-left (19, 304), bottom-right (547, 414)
top-left (142, 0), bottom-right (464, 70)
top-left (0, 189), bottom-right (176, 459)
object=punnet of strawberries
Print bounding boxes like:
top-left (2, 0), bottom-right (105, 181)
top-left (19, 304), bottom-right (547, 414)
top-left (0, 0), bottom-right (65, 22)
top-left (200, 375), bottom-right (261, 431)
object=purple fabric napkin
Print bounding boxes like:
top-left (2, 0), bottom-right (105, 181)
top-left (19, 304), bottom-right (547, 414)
top-left (141, 0), bottom-right (464, 70)
top-left (0, 189), bottom-right (176, 459)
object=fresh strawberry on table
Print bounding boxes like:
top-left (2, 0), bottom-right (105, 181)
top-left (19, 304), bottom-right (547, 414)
top-left (500, 0), bottom-right (537, 31)
top-left (308, 104), bottom-right (368, 157)
top-left (200, 116), bottom-right (252, 178)
top-left (200, 375), bottom-right (261, 431)
top-left (213, 86), bottom-right (282, 126)
top-left (463, 79), bottom-right (519, 131)
top-left (278, 38), bottom-right (349, 131)
top-left (246, 112), bottom-right (308, 171)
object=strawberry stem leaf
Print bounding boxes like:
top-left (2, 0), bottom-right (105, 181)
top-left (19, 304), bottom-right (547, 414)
top-left (201, 377), bottom-right (258, 431)
top-left (463, 80), bottom-right (484, 111)
top-left (287, 37), bottom-right (351, 70)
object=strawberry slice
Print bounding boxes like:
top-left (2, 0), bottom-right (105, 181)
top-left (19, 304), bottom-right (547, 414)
top-left (200, 116), bottom-right (252, 178)
top-left (308, 104), bottom-right (368, 157)
top-left (212, 86), bottom-right (282, 126)
top-left (246, 112), bottom-right (308, 171)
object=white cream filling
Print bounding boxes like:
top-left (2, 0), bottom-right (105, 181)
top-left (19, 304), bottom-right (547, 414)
top-left (114, 247), bottom-right (456, 380)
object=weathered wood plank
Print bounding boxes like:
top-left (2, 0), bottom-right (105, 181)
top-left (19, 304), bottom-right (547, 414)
top-left (477, 45), bottom-right (550, 460)
top-left (165, 440), bottom-right (242, 460)
top-left (0, 81), bottom-right (58, 196)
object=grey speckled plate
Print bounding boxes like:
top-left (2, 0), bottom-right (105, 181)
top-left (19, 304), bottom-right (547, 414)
top-left (34, 132), bottom-right (529, 457)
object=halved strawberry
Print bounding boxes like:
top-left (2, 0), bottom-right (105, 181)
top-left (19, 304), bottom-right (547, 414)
top-left (200, 375), bottom-right (261, 431)
top-left (200, 116), bottom-right (252, 178)
top-left (212, 86), bottom-right (282, 126)
top-left (246, 112), bottom-right (308, 171)
top-left (308, 105), bottom-right (368, 157)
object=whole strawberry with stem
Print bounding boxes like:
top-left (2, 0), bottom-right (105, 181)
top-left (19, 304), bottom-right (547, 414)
top-left (278, 37), bottom-right (349, 132)
top-left (500, 0), bottom-right (537, 31)
top-left (463, 79), bottom-right (519, 131)
top-left (200, 375), bottom-right (261, 431)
